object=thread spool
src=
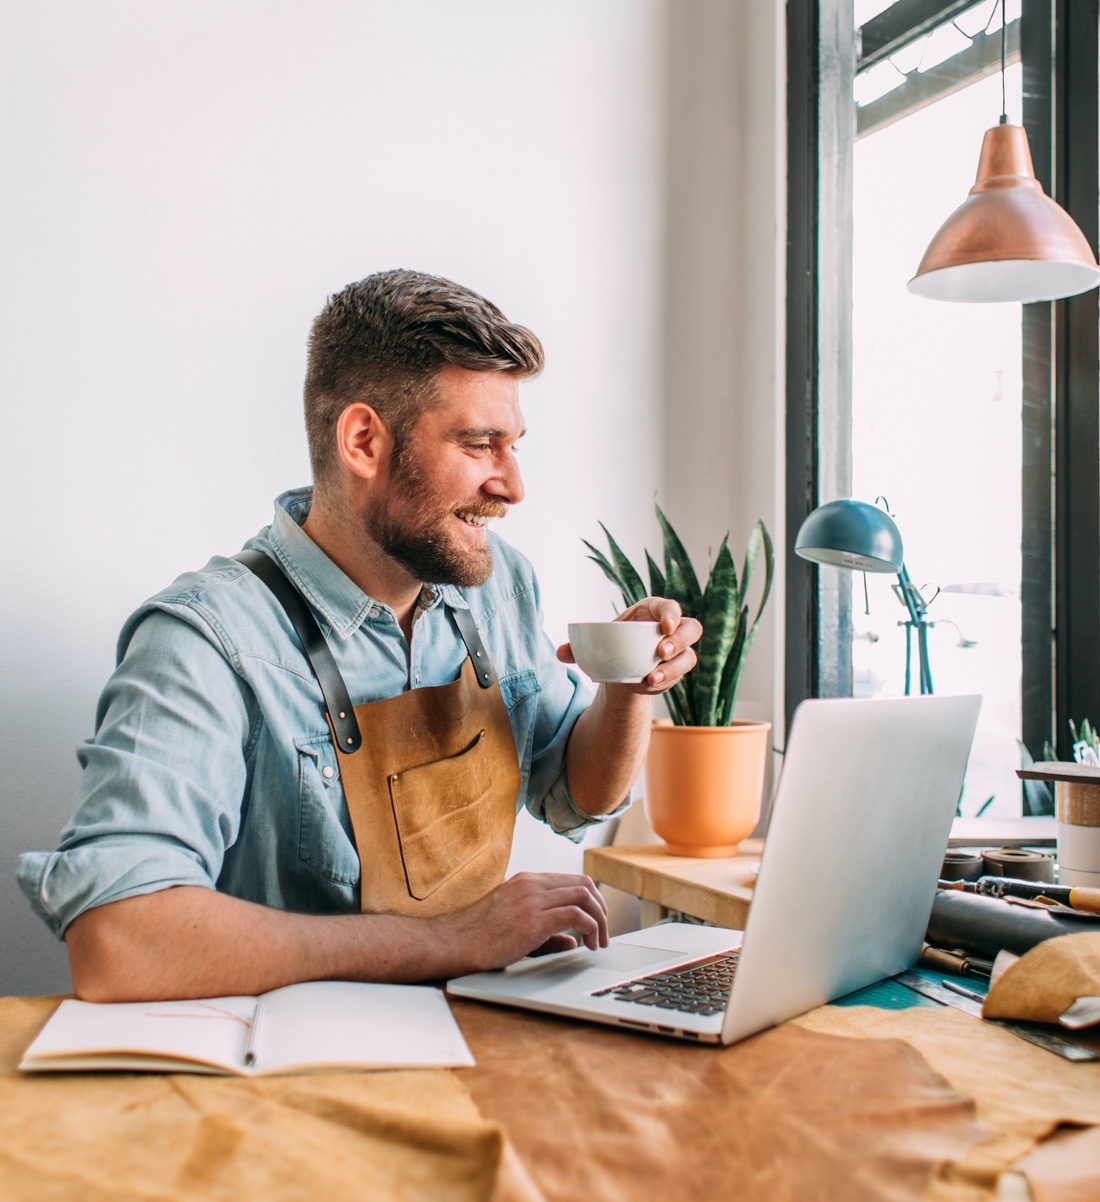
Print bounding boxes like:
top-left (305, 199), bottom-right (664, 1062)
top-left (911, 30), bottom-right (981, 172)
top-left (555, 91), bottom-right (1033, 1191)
top-left (981, 846), bottom-right (1057, 882)
top-left (1015, 763), bottom-right (1100, 887)
top-left (1057, 779), bottom-right (1100, 886)
top-left (941, 850), bottom-right (984, 882)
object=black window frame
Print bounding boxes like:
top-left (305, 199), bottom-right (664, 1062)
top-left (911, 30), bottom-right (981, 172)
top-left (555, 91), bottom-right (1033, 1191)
top-left (786, 0), bottom-right (1100, 784)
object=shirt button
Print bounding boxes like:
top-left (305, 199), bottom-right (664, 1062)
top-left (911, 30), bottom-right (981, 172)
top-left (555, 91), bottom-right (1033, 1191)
top-left (322, 766), bottom-right (334, 780)
top-left (414, 674), bottom-right (421, 683)
top-left (368, 607), bottom-right (380, 619)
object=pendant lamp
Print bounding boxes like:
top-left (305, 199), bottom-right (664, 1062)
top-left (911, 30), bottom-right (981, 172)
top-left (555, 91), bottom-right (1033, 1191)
top-left (908, 3), bottom-right (1100, 303)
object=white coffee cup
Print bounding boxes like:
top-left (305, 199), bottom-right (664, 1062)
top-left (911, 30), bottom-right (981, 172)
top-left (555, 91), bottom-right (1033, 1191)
top-left (567, 621), bottom-right (662, 684)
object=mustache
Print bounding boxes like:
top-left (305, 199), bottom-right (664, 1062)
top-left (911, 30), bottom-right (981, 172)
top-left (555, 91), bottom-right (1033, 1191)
top-left (453, 500), bottom-right (509, 520)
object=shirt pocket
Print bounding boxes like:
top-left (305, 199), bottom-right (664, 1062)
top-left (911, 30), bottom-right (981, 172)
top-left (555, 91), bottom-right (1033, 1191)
top-left (295, 736), bottom-right (360, 886)
top-left (388, 729), bottom-right (493, 900)
top-left (499, 670), bottom-right (541, 796)
top-left (499, 669), bottom-right (540, 714)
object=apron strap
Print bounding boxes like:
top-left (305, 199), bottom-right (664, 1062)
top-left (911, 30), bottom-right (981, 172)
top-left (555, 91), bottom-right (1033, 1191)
top-left (236, 550), bottom-right (364, 754)
top-left (452, 606), bottom-right (496, 689)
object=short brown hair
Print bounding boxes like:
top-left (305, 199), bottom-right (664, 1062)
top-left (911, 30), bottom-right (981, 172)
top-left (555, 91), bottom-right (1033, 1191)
top-left (304, 269), bottom-right (544, 484)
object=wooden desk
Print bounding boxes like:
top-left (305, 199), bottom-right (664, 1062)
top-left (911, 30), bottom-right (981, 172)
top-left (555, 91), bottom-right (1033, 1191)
top-left (4, 993), bottom-right (1097, 1201)
top-left (584, 840), bottom-right (762, 929)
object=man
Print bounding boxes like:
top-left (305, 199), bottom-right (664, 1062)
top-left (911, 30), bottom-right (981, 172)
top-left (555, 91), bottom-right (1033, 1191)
top-left (19, 270), bottom-right (700, 1002)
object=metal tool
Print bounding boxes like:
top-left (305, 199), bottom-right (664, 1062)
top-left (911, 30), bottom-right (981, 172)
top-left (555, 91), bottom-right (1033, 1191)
top-left (918, 943), bottom-right (993, 979)
top-left (938, 876), bottom-right (1100, 914)
top-left (893, 970), bottom-right (1099, 1061)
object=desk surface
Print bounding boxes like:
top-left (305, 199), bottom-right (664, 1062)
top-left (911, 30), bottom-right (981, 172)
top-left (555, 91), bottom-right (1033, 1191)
top-left (584, 840), bottom-right (761, 929)
top-left (3, 991), bottom-right (1097, 1201)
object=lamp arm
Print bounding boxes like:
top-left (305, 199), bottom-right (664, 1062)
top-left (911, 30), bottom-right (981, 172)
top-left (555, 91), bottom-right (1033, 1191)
top-left (895, 564), bottom-right (927, 625)
top-left (896, 564), bottom-right (934, 695)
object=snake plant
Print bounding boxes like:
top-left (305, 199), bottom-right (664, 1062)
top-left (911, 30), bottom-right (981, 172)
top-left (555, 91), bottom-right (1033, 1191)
top-left (583, 504), bottom-right (774, 726)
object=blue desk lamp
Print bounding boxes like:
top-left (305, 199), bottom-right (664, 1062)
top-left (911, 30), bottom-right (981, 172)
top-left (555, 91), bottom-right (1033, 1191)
top-left (794, 499), bottom-right (934, 695)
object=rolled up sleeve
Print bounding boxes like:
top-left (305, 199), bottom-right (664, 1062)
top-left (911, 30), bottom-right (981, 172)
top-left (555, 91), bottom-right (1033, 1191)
top-left (17, 607), bottom-right (256, 936)
top-left (521, 605), bottom-right (629, 844)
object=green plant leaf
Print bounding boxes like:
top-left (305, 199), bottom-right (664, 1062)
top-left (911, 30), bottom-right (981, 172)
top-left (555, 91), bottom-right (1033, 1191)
top-left (598, 523), bottom-right (647, 607)
top-left (741, 521), bottom-right (775, 632)
top-left (717, 605), bottom-right (750, 725)
top-left (582, 541), bottom-right (631, 607)
top-left (662, 680), bottom-right (691, 725)
top-left (1018, 738), bottom-right (1055, 816)
top-left (645, 551), bottom-right (666, 598)
top-left (692, 537), bottom-right (740, 726)
top-left (656, 504), bottom-right (703, 616)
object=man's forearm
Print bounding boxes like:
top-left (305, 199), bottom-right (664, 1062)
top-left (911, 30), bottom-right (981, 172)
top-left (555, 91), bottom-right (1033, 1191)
top-left (65, 886), bottom-right (464, 1002)
top-left (565, 687), bottom-right (653, 816)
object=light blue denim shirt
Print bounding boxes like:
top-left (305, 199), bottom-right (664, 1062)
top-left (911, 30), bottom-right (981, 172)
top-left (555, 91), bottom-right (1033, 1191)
top-left (19, 488), bottom-right (611, 937)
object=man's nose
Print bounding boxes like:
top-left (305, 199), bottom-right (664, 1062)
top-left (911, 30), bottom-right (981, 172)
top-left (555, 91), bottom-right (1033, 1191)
top-left (488, 454), bottom-right (525, 506)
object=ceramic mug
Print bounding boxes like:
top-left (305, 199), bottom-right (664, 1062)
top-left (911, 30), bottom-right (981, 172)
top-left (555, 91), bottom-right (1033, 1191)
top-left (567, 621), bottom-right (662, 684)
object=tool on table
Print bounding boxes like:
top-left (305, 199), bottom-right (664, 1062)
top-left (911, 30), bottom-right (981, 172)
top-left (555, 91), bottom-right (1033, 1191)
top-left (893, 970), bottom-right (1099, 1061)
top-left (938, 876), bottom-right (1100, 914)
top-left (918, 944), bottom-right (993, 979)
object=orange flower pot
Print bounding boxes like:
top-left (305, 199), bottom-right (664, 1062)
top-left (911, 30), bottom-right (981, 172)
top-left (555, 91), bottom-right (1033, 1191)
top-left (644, 721), bottom-right (771, 857)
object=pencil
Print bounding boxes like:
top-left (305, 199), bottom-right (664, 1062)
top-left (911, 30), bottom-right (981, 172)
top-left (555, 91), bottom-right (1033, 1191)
top-left (243, 1002), bottom-right (266, 1067)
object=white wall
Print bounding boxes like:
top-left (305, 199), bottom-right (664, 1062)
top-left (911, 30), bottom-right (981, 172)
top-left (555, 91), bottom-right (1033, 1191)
top-left (0, 0), bottom-right (666, 995)
top-left (662, 1), bottom-right (787, 760)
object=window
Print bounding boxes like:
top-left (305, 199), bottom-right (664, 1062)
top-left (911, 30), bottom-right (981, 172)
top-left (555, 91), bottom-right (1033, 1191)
top-left (786, 0), bottom-right (1100, 815)
top-left (852, 2), bottom-right (1023, 817)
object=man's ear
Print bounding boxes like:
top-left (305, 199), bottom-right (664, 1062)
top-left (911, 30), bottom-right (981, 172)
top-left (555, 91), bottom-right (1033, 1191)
top-left (335, 403), bottom-right (393, 481)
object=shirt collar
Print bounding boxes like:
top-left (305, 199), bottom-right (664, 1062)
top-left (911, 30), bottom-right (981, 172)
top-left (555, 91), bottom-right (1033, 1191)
top-left (266, 488), bottom-right (468, 640)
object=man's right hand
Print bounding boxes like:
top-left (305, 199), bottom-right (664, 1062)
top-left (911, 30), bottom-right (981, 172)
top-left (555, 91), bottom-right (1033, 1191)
top-left (437, 871), bottom-right (610, 973)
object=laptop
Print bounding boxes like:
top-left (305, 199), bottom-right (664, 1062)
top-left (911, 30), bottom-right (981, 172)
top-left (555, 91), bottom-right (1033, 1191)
top-left (448, 694), bottom-right (981, 1045)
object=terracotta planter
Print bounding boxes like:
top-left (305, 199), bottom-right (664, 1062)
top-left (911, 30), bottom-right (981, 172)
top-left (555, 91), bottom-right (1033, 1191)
top-left (644, 721), bottom-right (771, 857)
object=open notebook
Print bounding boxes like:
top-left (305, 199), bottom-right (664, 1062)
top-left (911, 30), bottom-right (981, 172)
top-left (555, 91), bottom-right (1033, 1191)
top-left (20, 981), bottom-right (474, 1076)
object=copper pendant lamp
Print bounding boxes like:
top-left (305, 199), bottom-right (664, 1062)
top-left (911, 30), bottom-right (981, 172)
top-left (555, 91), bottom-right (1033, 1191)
top-left (908, 3), bottom-right (1100, 303)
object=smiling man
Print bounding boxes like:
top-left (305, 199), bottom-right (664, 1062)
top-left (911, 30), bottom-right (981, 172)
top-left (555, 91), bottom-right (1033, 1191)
top-left (18, 270), bottom-right (701, 1002)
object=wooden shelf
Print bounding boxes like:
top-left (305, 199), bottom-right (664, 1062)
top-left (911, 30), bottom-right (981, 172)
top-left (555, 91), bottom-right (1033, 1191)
top-left (584, 841), bottom-right (761, 930)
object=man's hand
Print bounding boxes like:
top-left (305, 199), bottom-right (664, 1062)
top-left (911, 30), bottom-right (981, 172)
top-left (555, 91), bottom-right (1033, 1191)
top-left (438, 872), bottom-right (609, 972)
top-left (65, 875), bottom-right (609, 1002)
top-left (557, 597), bottom-right (702, 695)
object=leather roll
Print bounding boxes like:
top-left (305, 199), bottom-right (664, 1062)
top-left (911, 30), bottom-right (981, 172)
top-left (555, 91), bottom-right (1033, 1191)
top-left (941, 850), bottom-right (984, 882)
top-left (926, 889), bottom-right (1086, 959)
top-left (981, 846), bottom-right (1056, 882)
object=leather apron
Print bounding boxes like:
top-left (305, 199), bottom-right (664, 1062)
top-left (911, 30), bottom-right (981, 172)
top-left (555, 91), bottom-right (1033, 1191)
top-left (238, 550), bottom-right (521, 918)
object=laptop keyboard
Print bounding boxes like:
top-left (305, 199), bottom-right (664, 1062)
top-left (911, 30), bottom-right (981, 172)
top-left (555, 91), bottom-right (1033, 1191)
top-left (589, 951), bottom-right (740, 1017)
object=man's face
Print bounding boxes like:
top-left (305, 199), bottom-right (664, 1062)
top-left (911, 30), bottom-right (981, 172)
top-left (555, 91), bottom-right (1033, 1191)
top-left (365, 365), bottom-right (526, 587)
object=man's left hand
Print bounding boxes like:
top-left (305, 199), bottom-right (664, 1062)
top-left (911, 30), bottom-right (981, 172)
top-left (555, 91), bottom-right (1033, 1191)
top-left (557, 598), bottom-right (702, 695)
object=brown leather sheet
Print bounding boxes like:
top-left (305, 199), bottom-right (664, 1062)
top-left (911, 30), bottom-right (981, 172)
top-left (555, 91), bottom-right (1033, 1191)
top-left (0, 996), bottom-right (501, 1202)
top-left (7, 991), bottom-right (1096, 1202)
top-left (1011, 1125), bottom-right (1100, 1202)
top-left (796, 1003), bottom-right (1100, 1201)
top-left (452, 999), bottom-right (986, 1202)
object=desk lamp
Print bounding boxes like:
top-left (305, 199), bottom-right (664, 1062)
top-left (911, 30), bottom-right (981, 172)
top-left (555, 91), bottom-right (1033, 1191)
top-left (794, 499), bottom-right (934, 694)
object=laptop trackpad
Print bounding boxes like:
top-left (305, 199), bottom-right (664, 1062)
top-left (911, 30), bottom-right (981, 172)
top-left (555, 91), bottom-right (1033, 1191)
top-left (512, 943), bottom-right (670, 980)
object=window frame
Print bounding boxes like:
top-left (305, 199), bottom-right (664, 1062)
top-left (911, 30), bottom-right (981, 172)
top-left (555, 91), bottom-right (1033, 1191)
top-left (785, 0), bottom-right (1100, 780)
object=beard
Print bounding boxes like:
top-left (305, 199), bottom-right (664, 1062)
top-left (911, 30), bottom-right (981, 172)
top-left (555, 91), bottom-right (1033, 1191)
top-left (363, 448), bottom-right (507, 588)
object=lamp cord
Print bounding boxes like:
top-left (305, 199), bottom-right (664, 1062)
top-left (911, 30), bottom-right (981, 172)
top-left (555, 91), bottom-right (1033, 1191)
top-left (1000, 0), bottom-right (1007, 122)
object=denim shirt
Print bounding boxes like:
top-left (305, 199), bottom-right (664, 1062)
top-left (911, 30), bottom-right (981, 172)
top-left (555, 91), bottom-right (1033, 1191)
top-left (18, 488), bottom-right (610, 937)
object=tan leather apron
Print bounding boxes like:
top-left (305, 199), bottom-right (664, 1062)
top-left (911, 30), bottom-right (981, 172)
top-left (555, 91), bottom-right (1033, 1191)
top-left (238, 551), bottom-right (520, 918)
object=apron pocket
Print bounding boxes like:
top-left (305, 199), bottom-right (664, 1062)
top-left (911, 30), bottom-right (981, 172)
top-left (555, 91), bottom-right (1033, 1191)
top-left (388, 729), bottom-right (493, 900)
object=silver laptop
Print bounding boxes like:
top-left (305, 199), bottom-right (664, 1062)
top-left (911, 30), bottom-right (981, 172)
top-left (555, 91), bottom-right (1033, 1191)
top-left (448, 694), bottom-right (981, 1045)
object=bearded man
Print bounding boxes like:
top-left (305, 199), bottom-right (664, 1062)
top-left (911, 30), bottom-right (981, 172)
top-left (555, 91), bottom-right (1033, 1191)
top-left (18, 270), bottom-right (701, 1002)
